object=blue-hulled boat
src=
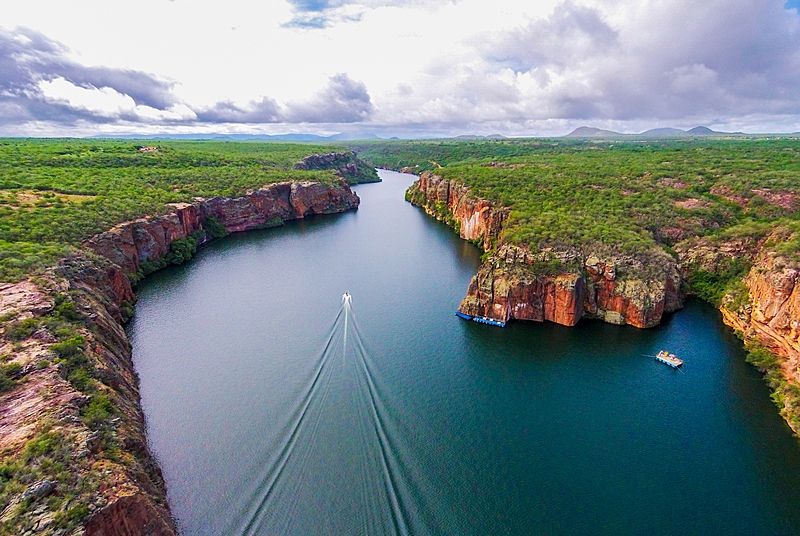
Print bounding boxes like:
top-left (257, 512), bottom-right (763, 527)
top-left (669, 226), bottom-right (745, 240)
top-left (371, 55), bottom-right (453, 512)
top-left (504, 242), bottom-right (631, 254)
top-left (455, 311), bottom-right (506, 328)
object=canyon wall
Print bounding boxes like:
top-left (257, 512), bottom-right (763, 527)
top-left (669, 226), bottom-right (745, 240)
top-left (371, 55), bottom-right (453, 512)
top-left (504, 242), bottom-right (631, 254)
top-left (0, 180), bottom-right (359, 534)
top-left (677, 231), bottom-right (800, 434)
top-left (407, 172), bottom-right (682, 328)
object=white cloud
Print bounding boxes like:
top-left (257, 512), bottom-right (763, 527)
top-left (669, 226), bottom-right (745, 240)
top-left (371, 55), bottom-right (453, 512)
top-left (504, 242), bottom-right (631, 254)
top-left (39, 78), bottom-right (137, 117)
top-left (1, 0), bottom-right (799, 135)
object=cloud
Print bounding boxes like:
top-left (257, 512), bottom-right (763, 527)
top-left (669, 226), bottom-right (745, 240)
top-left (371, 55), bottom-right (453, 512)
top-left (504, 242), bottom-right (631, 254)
top-left (483, 1), bottom-right (618, 72)
top-left (373, 0), bottom-right (800, 132)
top-left (2, 1), bottom-right (800, 135)
top-left (0, 27), bottom-right (373, 128)
top-left (492, 0), bottom-right (799, 122)
top-left (285, 73), bottom-right (373, 122)
top-left (0, 27), bottom-right (186, 125)
top-left (195, 74), bottom-right (372, 124)
top-left (195, 98), bottom-right (282, 123)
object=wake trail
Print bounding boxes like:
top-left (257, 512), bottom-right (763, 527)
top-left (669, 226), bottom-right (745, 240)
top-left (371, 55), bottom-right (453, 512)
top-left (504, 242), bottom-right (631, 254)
top-left (256, 329), bottom-right (342, 535)
top-left (237, 300), bottom-right (434, 535)
top-left (350, 312), bottom-right (448, 535)
top-left (237, 307), bottom-right (344, 535)
top-left (348, 309), bottom-right (412, 535)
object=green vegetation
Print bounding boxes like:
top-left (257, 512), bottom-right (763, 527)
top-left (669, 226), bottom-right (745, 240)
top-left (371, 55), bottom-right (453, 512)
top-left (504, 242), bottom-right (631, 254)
top-left (0, 139), bottom-right (367, 281)
top-left (356, 138), bottom-right (800, 257)
top-left (358, 136), bottom-right (800, 435)
top-left (746, 343), bottom-right (800, 434)
top-left (1, 427), bottom-right (100, 534)
top-left (134, 231), bottom-right (205, 281)
top-left (687, 257), bottom-right (751, 305)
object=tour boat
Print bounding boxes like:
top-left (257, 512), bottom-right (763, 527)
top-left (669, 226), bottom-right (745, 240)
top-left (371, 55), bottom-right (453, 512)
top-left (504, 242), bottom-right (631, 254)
top-left (655, 350), bottom-right (683, 368)
top-left (455, 311), bottom-right (507, 328)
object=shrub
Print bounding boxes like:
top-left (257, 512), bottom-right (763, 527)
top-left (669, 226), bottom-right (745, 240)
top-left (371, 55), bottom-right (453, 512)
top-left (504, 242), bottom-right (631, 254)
top-left (166, 234), bottom-right (199, 265)
top-left (81, 394), bottom-right (116, 429)
top-left (23, 432), bottom-right (61, 461)
top-left (51, 336), bottom-right (85, 358)
top-left (5, 317), bottom-right (39, 340)
top-left (53, 294), bottom-right (81, 321)
top-left (203, 215), bottom-right (228, 239)
top-left (0, 368), bottom-right (14, 392)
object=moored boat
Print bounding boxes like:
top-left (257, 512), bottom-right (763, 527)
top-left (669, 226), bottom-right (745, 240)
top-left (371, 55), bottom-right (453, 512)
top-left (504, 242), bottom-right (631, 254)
top-left (455, 311), bottom-right (506, 327)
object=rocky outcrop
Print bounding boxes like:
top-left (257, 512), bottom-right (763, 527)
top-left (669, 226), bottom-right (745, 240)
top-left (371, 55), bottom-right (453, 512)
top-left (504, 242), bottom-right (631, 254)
top-left (294, 151), bottom-right (380, 184)
top-left (407, 173), bottom-right (682, 328)
top-left (718, 244), bottom-right (800, 383)
top-left (406, 173), bottom-right (507, 251)
top-left (0, 180), bottom-right (359, 534)
top-left (457, 244), bottom-right (681, 328)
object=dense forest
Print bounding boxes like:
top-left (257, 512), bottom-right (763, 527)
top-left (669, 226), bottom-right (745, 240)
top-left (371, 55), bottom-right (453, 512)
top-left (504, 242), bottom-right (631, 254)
top-left (354, 138), bottom-right (800, 259)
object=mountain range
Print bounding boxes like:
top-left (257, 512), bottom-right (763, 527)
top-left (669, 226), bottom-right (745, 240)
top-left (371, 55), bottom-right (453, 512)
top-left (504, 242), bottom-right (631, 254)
top-left (565, 125), bottom-right (743, 138)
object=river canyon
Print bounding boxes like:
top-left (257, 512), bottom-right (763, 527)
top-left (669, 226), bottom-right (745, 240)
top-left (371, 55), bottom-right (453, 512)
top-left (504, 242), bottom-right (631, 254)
top-left (128, 170), bottom-right (800, 535)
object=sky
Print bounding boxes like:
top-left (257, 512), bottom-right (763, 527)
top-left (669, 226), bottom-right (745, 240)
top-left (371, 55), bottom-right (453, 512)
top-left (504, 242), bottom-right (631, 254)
top-left (1, 0), bottom-right (799, 137)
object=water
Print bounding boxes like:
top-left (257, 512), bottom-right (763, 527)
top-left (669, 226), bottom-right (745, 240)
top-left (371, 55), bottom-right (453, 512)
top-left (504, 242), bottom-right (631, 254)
top-left (129, 170), bottom-right (800, 535)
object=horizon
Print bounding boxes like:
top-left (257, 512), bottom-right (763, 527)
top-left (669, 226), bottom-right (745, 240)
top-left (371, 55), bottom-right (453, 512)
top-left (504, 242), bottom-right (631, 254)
top-left (2, 1), bottom-right (800, 137)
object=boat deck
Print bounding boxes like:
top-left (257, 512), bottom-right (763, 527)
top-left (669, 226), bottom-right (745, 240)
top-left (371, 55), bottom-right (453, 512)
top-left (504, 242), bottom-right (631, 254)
top-left (655, 350), bottom-right (684, 368)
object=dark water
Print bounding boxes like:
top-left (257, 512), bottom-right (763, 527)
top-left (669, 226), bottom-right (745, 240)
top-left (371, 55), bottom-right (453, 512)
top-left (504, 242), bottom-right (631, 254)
top-left (129, 170), bottom-right (800, 535)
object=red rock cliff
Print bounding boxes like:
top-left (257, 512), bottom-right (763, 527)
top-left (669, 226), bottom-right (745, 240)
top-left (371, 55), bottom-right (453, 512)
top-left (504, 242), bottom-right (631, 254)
top-left (407, 173), bottom-right (682, 328)
top-left (677, 230), bottom-right (800, 434)
top-left (84, 180), bottom-right (359, 290)
top-left (0, 180), bottom-right (358, 534)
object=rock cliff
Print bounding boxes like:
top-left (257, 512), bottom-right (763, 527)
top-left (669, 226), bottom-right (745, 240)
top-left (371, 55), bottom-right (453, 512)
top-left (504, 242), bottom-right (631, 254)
top-left (0, 180), bottom-right (359, 534)
top-left (407, 173), bottom-right (682, 328)
top-left (714, 240), bottom-right (800, 434)
top-left (294, 151), bottom-right (380, 184)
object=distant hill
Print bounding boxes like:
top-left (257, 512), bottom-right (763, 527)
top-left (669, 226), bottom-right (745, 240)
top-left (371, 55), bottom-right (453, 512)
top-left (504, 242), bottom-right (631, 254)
top-left (566, 125), bottom-right (738, 138)
top-left (566, 126), bottom-right (623, 138)
top-left (452, 134), bottom-right (508, 141)
top-left (640, 127), bottom-right (687, 137)
top-left (686, 126), bottom-right (715, 135)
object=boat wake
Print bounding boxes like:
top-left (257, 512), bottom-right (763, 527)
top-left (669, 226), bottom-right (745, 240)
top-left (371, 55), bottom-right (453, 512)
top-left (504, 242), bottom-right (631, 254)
top-left (226, 295), bottom-right (433, 535)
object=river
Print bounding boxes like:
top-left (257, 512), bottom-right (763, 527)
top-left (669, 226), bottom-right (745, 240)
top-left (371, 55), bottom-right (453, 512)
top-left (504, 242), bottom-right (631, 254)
top-left (128, 170), bottom-right (800, 535)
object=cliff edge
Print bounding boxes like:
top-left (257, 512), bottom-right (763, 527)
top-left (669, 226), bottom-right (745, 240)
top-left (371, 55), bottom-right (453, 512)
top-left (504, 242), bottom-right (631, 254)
top-left (406, 172), bottom-right (682, 328)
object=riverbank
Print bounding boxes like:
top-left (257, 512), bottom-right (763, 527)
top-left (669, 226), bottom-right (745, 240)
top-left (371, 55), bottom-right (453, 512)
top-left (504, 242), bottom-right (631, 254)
top-left (0, 175), bottom-right (360, 533)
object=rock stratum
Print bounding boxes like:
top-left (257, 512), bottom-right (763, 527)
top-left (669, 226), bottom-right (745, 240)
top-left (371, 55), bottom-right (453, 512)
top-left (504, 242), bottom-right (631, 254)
top-left (407, 172), bottom-right (683, 328)
top-left (0, 180), bottom-right (359, 534)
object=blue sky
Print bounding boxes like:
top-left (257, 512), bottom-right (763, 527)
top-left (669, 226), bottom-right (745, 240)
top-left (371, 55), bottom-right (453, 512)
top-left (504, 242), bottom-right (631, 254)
top-left (1, 0), bottom-right (799, 136)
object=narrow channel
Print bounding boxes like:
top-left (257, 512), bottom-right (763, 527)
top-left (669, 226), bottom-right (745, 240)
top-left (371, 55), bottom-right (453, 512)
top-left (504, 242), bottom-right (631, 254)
top-left (129, 170), bottom-right (800, 535)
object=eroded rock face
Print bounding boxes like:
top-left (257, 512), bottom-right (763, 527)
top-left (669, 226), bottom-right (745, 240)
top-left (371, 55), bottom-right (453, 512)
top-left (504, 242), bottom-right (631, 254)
top-left (719, 247), bottom-right (800, 384)
top-left (85, 494), bottom-right (174, 536)
top-left (456, 244), bottom-right (681, 328)
top-left (0, 180), bottom-right (360, 534)
top-left (294, 151), bottom-right (380, 184)
top-left (84, 181), bottom-right (359, 277)
top-left (408, 173), bottom-right (683, 328)
top-left (407, 173), bottom-right (507, 250)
